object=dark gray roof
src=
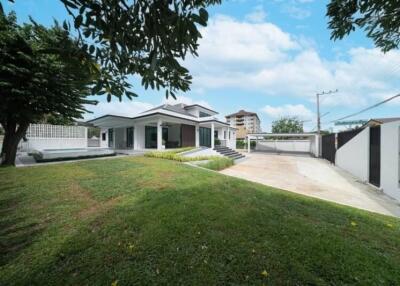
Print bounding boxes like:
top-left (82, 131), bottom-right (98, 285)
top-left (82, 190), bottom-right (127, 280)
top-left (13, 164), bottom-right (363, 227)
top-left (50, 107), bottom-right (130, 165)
top-left (371, 117), bottom-right (400, 124)
top-left (141, 104), bottom-right (197, 118)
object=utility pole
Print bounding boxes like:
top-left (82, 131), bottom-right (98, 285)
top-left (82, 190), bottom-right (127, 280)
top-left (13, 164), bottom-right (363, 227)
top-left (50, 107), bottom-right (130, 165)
top-left (316, 89), bottom-right (338, 135)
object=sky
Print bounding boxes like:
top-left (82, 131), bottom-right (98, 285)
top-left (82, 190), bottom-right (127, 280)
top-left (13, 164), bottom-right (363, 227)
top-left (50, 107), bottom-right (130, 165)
top-left (4, 0), bottom-right (400, 132)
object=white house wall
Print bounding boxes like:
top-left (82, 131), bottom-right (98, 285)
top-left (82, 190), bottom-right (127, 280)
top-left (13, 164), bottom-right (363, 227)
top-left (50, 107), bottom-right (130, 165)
top-left (335, 127), bottom-right (370, 182)
top-left (380, 121), bottom-right (400, 201)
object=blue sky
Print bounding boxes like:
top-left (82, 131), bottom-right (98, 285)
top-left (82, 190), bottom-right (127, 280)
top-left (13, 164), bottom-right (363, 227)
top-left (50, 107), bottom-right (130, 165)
top-left (4, 0), bottom-right (400, 131)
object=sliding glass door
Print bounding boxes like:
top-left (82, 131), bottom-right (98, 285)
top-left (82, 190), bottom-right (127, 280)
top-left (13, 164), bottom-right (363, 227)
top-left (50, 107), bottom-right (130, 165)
top-left (126, 127), bottom-right (134, 149)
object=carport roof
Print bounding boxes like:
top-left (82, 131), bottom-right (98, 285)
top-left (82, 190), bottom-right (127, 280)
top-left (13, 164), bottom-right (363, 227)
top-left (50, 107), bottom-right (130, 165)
top-left (247, 132), bottom-right (317, 138)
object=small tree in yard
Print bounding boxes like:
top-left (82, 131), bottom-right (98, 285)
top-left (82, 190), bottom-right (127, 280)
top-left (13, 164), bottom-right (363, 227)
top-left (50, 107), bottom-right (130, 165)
top-left (272, 117), bottom-right (304, 134)
top-left (0, 13), bottom-right (97, 166)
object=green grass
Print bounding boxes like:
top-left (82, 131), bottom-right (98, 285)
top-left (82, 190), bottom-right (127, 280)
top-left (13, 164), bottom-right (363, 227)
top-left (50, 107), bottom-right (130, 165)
top-left (0, 157), bottom-right (399, 285)
top-left (198, 157), bottom-right (234, 171)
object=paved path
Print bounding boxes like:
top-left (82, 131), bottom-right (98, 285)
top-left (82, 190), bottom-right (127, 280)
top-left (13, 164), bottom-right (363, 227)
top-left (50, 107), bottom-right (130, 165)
top-left (221, 152), bottom-right (400, 217)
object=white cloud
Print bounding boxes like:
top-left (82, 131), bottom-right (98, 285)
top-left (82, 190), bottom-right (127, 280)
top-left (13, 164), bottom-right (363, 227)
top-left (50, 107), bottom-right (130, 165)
top-left (84, 100), bottom-right (154, 120)
top-left (262, 104), bottom-right (314, 120)
top-left (186, 15), bottom-right (400, 109)
top-left (284, 5), bottom-right (311, 19)
top-left (193, 15), bottom-right (298, 67)
top-left (245, 5), bottom-right (267, 23)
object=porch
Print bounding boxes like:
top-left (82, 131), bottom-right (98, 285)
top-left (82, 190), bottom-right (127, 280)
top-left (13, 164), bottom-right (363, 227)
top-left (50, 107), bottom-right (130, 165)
top-left (94, 114), bottom-right (235, 151)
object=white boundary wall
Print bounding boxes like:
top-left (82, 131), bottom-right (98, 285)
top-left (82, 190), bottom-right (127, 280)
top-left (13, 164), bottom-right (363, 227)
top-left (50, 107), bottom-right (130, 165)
top-left (380, 121), bottom-right (400, 201)
top-left (19, 124), bottom-right (88, 152)
top-left (255, 139), bottom-right (312, 154)
top-left (335, 127), bottom-right (370, 182)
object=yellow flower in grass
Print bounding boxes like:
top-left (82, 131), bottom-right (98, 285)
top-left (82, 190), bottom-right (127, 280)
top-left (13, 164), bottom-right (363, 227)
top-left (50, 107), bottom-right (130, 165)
top-left (261, 270), bottom-right (268, 277)
top-left (351, 221), bottom-right (357, 227)
top-left (111, 280), bottom-right (118, 286)
top-left (386, 223), bottom-right (394, 228)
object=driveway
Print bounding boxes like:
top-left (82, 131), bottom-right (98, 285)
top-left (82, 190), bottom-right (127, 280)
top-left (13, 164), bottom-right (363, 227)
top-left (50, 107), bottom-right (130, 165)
top-left (221, 152), bottom-right (400, 217)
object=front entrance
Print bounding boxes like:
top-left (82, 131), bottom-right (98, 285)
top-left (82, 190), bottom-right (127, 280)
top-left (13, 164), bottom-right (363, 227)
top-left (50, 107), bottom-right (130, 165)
top-left (369, 126), bottom-right (381, 187)
top-left (199, 127), bottom-right (211, 147)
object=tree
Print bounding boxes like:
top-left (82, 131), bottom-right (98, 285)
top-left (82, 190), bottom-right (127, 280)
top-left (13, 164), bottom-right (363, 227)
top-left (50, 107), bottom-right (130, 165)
top-left (327, 0), bottom-right (400, 52)
top-left (271, 117), bottom-right (304, 134)
top-left (0, 12), bottom-right (97, 165)
top-left (2, 0), bottom-right (221, 101)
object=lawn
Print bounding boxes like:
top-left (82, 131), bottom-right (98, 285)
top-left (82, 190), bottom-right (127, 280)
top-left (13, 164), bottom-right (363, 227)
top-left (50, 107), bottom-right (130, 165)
top-left (0, 156), bottom-right (399, 285)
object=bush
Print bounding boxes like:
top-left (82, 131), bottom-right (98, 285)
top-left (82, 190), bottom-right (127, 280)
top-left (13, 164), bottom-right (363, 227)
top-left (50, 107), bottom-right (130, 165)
top-left (214, 138), bottom-right (221, 146)
top-left (236, 139), bottom-right (256, 149)
top-left (199, 157), bottom-right (234, 171)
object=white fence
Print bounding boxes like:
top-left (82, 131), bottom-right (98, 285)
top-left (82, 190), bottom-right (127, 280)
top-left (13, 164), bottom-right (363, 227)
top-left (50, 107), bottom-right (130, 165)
top-left (255, 140), bottom-right (312, 154)
top-left (19, 124), bottom-right (88, 152)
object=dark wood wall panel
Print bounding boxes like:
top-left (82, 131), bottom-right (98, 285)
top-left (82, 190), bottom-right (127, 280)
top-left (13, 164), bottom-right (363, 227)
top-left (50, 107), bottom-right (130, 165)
top-left (181, 124), bottom-right (195, 147)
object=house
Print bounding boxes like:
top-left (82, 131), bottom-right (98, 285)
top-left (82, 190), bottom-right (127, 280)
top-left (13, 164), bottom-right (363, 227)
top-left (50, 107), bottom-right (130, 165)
top-left (225, 110), bottom-right (261, 139)
top-left (88, 103), bottom-right (237, 151)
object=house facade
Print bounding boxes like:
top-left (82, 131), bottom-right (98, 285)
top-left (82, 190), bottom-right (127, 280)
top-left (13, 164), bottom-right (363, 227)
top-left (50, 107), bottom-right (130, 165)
top-left (88, 103), bottom-right (237, 151)
top-left (225, 110), bottom-right (261, 139)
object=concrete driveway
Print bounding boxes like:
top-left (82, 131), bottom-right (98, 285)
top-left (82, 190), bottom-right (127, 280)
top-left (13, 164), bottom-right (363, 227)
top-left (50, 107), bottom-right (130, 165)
top-left (221, 152), bottom-right (400, 217)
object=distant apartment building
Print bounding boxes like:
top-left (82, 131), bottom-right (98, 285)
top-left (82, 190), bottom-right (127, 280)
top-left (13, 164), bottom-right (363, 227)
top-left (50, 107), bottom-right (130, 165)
top-left (225, 110), bottom-right (261, 139)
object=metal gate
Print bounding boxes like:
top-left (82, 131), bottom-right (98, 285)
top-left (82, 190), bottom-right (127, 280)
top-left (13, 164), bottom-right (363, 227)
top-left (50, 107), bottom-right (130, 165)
top-left (369, 126), bottom-right (381, 187)
top-left (321, 134), bottom-right (336, 163)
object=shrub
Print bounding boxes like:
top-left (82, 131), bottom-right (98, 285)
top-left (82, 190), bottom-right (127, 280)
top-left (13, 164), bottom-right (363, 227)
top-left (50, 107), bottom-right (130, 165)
top-left (144, 147), bottom-right (219, 162)
top-left (214, 138), bottom-right (221, 146)
top-left (199, 157), bottom-right (234, 171)
top-left (236, 139), bottom-right (256, 149)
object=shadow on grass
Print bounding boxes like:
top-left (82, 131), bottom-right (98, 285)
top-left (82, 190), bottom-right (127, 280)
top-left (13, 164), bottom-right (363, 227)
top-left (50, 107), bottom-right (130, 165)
top-left (0, 192), bottom-right (45, 266)
top-left (5, 179), bottom-right (399, 285)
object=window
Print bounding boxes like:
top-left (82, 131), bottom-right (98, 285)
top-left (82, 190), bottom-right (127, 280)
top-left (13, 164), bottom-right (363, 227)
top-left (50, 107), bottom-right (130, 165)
top-left (229, 131), bottom-right (231, 140)
top-left (102, 132), bottom-right (106, 141)
top-left (224, 131), bottom-right (227, 139)
top-left (214, 130), bottom-right (218, 139)
top-left (199, 111), bottom-right (211, 117)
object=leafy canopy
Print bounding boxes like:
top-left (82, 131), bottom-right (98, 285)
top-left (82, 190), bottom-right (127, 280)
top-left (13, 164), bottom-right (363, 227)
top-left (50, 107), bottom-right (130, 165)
top-left (0, 12), bottom-right (97, 127)
top-left (2, 0), bottom-right (221, 101)
top-left (272, 117), bottom-right (304, 134)
top-left (327, 0), bottom-right (400, 52)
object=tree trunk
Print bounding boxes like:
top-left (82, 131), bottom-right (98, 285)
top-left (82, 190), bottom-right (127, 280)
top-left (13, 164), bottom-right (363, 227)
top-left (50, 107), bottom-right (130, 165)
top-left (0, 121), bottom-right (29, 166)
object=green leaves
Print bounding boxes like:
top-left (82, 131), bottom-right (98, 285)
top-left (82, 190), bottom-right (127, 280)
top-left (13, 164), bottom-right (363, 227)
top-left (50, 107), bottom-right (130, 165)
top-left (327, 0), bottom-right (400, 52)
top-left (55, 0), bottom-right (220, 100)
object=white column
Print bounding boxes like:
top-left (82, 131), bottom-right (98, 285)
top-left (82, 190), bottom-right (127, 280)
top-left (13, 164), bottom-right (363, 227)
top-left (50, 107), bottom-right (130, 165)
top-left (211, 122), bottom-right (215, 149)
top-left (195, 124), bottom-right (200, 148)
top-left (157, 119), bottom-right (162, 150)
top-left (247, 135), bottom-right (251, 153)
top-left (315, 134), bottom-right (320, 157)
top-left (84, 127), bottom-right (88, 147)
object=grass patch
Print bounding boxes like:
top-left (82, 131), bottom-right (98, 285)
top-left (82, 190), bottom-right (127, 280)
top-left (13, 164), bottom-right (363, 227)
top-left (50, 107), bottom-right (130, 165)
top-left (198, 157), bottom-right (234, 171)
top-left (0, 156), bottom-right (400, 285)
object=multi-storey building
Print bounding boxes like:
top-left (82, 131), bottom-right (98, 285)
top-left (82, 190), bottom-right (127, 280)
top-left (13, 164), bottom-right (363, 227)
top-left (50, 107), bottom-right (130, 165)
top-left (225, 110), bottom-right (261, 139)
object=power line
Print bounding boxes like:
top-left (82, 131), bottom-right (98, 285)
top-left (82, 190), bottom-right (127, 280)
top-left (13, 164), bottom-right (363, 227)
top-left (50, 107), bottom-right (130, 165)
top-left (329, 93), bottom-right (400, 123)
top-left (316, 89), bottom-right (338, 136)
